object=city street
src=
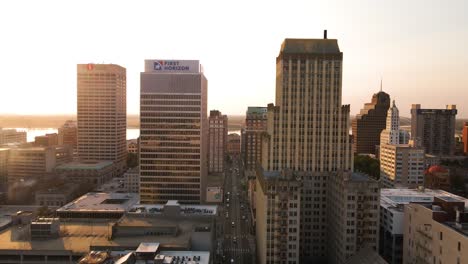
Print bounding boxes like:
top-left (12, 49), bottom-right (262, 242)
top-left (220, 156), bottom-right (255, 264)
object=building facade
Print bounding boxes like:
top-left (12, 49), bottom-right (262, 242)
top-left (0, 129), bottom-right (26, 145)
top-left (403, 197), bottom-right (468, 264)
top-left (77, 64), bottom-right (127, 174)
top-left (411, 104), bottom-right (457, 156)
top-left (55, 161), bottom-right (114, 186)
top-left (0, 148), bottom-right (8, 190)
top-left (208, 110), bottom-right (227, 173)
top-left (380, 100), bottom-right (409, 146)
top-left (352, 91), bottom-right (390, 154)
top-left (58, 120), bottom-right (77, 150)
top-left (34, 133), bottom-right (58, 147)
top-left (139, 60), bottom-right (208, 204)
top-left (7, 146), bottom-right (73, 183)
top-left (463, 122), bottom-right (468, 155)
top-left (244, 107), bottom-right (268, 171)
top-left (328, 172), bottom-right (380, 264)
top-left (227, 133), bottom-right (241, 155)
top-left (257, 34), bottom-right (362, 263)
top-left (380, 143), bottom-right (425, 188)
top-left (424, 165), bottom-right (451, 191)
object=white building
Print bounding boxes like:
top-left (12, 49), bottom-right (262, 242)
top-left (380, 100), bottom-right (409, 145)
top-left (139, 60), bottom-right (208, 204)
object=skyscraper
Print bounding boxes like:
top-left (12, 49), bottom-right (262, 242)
top-left (244, 107), bottom-right (268, 172)
top-left (256, 33), bottom-right (377, 264)
top-left (139, 60), bottom-right (207, 204)
top-left (77, 64), bottom-right (127, 173)
top-left (208, 110), bottom-right (227, 173)
top-left (380, 100), bottom-right (409, 145)
top-left (411, 104), bottom-right (457, 156)
top-left (352, 90), bottom-right (390, 154)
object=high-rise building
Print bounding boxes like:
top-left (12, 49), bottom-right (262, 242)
top-left (380, 142), bottom-right (425, 188)
top-left (58, 120), bottom-right (77, 150)
top-left (227, 133), bottom-right (241, 155)
top-left (139, 60), bottom-right (207, 204)
top-left (328, 172), bottom-right (380, 264)
top-left (257, 33), bottom-right (373, 264)
top-left (352, 90), bottom-right (390, 154)
top-left (462, 122), bottom-right (468, 155)
top-left (403, 196), bottom-right (468, 264)
top-left (380, 100), bottom-right (409, 146)
top-left (411, 104), bottom-right (457, 156)
top-left (0, 129), bottom-right (26, 145)
top-left (208, 110), bottom-right (227, 173)
top-left (380, 188), bottom-right (467, 264)
top-left (0, 148), bottom-right (8, 190)
top-left (77, 64), bottom-right (127, 174)
top-left (244, 107), bottom-right (268, 171)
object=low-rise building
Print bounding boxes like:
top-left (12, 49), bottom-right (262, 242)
top-left (35, 183), bottom-right (81, 207)
top-left (425, 165), bottom-right (451, 191)
top-left (380, 188), bottom-right (467, 264)
top-left (55, 161), bottom-right (114, 186)
top-left (123, 167), bottom-right (139, 193)
top-left (403, 196), bottom-right (468, 264)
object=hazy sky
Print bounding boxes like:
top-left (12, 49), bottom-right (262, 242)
top-left (1, 0), bottom-right (467, 117)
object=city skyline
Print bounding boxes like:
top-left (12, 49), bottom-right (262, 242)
top-left (1, 0), bottom-right (467, 117)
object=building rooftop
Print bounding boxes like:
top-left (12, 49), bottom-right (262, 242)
top-left (136, 242), bottom-right (160, 253)
top-left (246, 106), bottom-right (267, 115)
top-left (155, 251), bottom-right (210, 264)
top-left (381, 188), bottom-right (468, 212)
top-left (56, 161), bottom-right (114, 171)
top-left (57, 192), bottom-right (139, 213)
top-left (350, 172), bottom-right (373, 182)
top-left (129, 201), bottom-right (217, 216)
top-left (280, 38), bottom-right (340, 54)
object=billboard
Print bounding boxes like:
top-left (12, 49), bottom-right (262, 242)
top-left (206, 187), bottom-right (223, 203)
top-left (145, 60), bottom-right (200, 73)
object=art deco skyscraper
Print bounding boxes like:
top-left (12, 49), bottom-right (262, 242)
top-left (257, 32), bottom-right (361, 264)
top-left (77, 64), bottom-right (127, 174)
top-left (352, 90), bottom-right (390, 154)
top-left (139, 60), bottom-right (207, 204)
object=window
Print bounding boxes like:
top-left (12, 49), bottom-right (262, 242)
top-left (439, 232), bottom-right (443, 240)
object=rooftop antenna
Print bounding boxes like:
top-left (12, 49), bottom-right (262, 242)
top-left (380, 77), bottom-right (383, 92)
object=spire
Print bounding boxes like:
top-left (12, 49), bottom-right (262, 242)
top-left (380, 77), bottom-right (383, 92)
top-left (392, 100), bottom-right (396, 107)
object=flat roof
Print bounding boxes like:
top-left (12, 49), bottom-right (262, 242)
top-left (56, 161), bottom-right (114, 170)
top-left (156, 251), bottom-right (210, 264)
top-left (57, 192), bottom-right (139, 213)
top-left (136, 243), bottom-right (159, 253)
top-left (350, 172), bottom-right (372, 182)
top-left (381, 188), bottom-right (468, 212)
top-left (129, 203), bottom-right (217, 216)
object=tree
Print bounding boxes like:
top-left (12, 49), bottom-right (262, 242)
top-left (354, 155), bottom-right (380, 180)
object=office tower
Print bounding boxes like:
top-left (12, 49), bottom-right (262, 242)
top-left (0, 148), bottom-right (8, 190)
top-left (208, 110), bottom-right (227, 173)
top-left (7, 146), bottom-right (73, 183)
top-left (380, 100), bottom-right (409, 145)
top-left (140, 60), bottom-right (207, 204)
top-left (244, 107), bottom-right (268, 171)
top-left (463, 122), bottom-right (468, 155)
top-left (77, 64), bottom-right (127, 174)
top-left (380, 188), bottom-right (466, 264)
top-left (380, 142), bottom-right (425, 188)
top-left (403, 197), bottom-right (468, 264)
top-left (58, 120), bottom-right (77, 150)
top-left (411, 104), bottom-right (457, 156)
top-left (0, 129), bottom-right (26, 145)
top-left (352, 90), bottom-right (390, 154)
top-left (257, 33), bottom-right (359, 264)
top-left (34, 133), bottom-right (58, 147)
top-left (328, 172), bottom-right (380, 264)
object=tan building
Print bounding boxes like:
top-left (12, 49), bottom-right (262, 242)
top-left (127, 139), bottom-right (138, 154)
top-left (139, 60), bottom-right (208, 204)
top-left (244, 107), bottom-right (268, 171)
top-left (255, 168), bottom-right (302, 264)
top-left (403, 196), bottom-right (468, 264)
top-left (208, 110), bottom-right (227, 173)
top-left (0, 128), bottom-right (26, 145)
top-left (7, 146), bottom-right (72, 183)
top-left (463, 122), bottom-right (468, 155)
top-left (411, 104), bottom-right (457, 156)
top-left (328, 172), bottom-right (380, 264)
top-left (227, 133), bottom-right (241, 155)
top-left (77, 64), bottom-right (127, 174)
top-left (380, 142), bottom-right (425, 188)
top-left (58, 120), bottom-right (77, 150)
top-left (352, 90), bottom-right (390, 154)
top-left (34, 133), bottom-right (58, 147)
top-left (0, 148), bottom-right (8, 190)
top-left (257, 33), bottom-right (369, 264)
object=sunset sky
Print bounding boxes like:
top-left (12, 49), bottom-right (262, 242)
top-left (0, 0), bottom-right (467, 117)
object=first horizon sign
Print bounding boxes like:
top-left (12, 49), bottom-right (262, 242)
top-left (145, 60), bottom-right (200, 73)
